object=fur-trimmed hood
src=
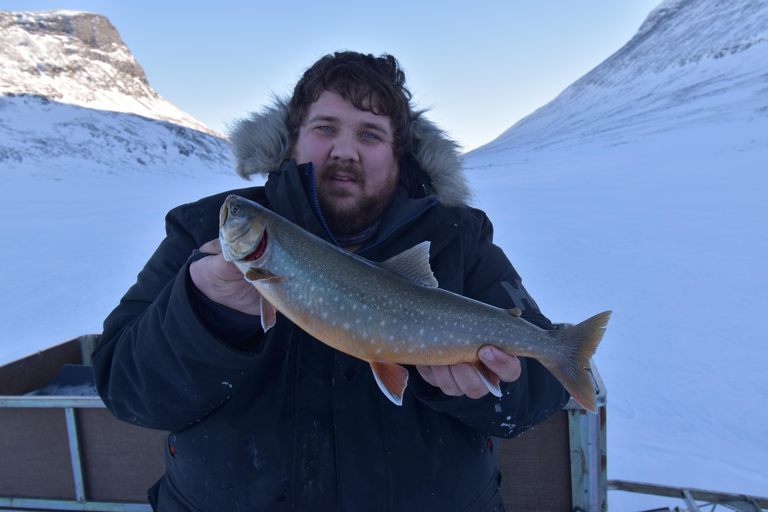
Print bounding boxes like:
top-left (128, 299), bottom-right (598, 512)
top-left (227, 98), bottom-right (471, 208)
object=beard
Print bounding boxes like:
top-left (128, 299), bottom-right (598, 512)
top-left (316, 162), bottom-right (399, 236)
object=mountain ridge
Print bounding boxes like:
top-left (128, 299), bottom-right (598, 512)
top-left (0, 9), bottom-right (220, 138)
top-left (467, 0), bottom-right (768, 158)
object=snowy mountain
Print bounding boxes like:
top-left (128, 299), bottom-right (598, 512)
top-left (0, 10), bottom-right (234, 177)
top-left (0, 10), bottom-right (218, 136)
top-left (464, 0), bottom-right (768, 508)
top-left (467, 0), bottom-right (768, 157)
top-left (0, 93), bottom-right (233, 178)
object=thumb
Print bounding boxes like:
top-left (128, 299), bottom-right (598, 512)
top-left (199, 238), bottom-right (222, 255)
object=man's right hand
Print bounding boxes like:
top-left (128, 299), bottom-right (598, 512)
top-left (189, 239), bottom-right (262, 316)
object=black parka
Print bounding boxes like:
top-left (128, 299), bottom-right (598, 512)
top-left (94, 156), bottom-right (569, 511)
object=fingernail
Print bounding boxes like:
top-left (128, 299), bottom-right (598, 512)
top-left (480, 348), bottom-right (494, 361)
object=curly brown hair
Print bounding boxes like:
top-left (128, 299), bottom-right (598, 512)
top-left (286, 51), bottom-right (413, 159)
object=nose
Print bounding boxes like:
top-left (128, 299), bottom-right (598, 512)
top-left (329, 132), bottom-right (359, 163)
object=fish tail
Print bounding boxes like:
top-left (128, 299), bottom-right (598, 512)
top-left (542, 310), bottom-right (611, 413)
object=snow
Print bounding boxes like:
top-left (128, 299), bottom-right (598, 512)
top-left (462, 1), bottom-right (768, 506)
top-left (2, 1), bottom-right (768, 509)
top-left (0, 144), bottom-right (250, 365)
top-left (466, 123), bottom-right (768, 509)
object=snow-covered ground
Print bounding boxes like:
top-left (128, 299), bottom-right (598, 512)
top-left (466, 121), bottom-right (768, 509)
top-left (2, 111), bottom-right (765, 511)
top-left (0, 149), bottom-right (250, 365)
top-left (462, 2), bottom-right (768, 505)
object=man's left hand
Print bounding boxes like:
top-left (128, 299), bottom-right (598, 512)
top-left (416, 346), bottom-right (521, 399)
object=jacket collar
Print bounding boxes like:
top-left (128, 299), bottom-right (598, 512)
top-left (228, 97), bottom-right (472, 208)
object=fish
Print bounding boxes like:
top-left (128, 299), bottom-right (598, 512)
top-left (219, 194), bottom-right (611, 412)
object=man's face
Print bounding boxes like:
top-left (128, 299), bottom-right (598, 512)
top-left (293, 90), bottom-right (400, 236)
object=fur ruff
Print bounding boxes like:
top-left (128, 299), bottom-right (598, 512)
top-left (227, 97), bottom-right (471, 208)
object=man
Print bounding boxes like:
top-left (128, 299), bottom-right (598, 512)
top-left (93, 51), bottom-right (569, 512)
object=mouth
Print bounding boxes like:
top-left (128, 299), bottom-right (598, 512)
top-left (331, 172), bottom-right (356, 181)
top-left (320, 163), bottom-right (362, 188)
top-left (328, 173), bottom-right (358, 185)
top-left (241, 227), bottom-right (267, 261)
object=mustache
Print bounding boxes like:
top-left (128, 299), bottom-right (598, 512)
top-left (319, 162), bottom-right (364, 183)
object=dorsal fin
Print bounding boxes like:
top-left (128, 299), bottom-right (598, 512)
top-left (378, 241), bottom-right (438, 288)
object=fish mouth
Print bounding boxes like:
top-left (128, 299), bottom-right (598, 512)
top-left (240, 227), bottom-right (267, 262)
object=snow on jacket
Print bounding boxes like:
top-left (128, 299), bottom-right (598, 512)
top-left (92, 101), bottom-right (569, 512)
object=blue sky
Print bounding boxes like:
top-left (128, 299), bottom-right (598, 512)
top-left (5, 0), bottom-right (660, 150)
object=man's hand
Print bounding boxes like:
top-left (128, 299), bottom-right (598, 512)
top-left (416, 346), bottom-right (521, 399)
top-left (189, 239), bottom-right (262, 316)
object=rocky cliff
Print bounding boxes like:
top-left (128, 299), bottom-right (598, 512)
top-left (0, 10), bottom-right (218, 136)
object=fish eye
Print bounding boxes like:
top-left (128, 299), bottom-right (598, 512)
top-left (231, 204), bottom-right (240, 215)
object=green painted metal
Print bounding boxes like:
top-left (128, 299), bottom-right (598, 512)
top-left (0, 497), bottom-right (151, 511)
top-left (0, 396), bottom-right (105, 408)
top-left (608, 480), bottom-right (768, 511)
top-left (567, 358), bottom-right (608, 512)
top-left (64, 408), bottom-right (86, 502)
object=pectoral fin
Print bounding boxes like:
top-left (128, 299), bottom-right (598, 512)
top-left (245, 268), bottom-right (280, 281)
top-left (370, 361), bottom-right (409, 406)
top-left (260, 295), bottom-right (277, 332)
top-left (471, 362), bottom-right (502, 398)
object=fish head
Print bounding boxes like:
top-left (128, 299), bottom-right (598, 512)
top-left (219, 195), bottom-right (270, 264)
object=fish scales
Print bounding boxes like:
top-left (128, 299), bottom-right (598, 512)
top-left (263, 228), bottom-right (550, 365)
top-left (219, 195), bottom-right (611, 411)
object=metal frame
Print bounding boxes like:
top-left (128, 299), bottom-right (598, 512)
top-left (0, 396), bottom-right (151, 512)
top-left (0, 336), bottom-right (152, 512)
top-left (607, 480), bottom-right (768, 512)
top-left (566, 359), bottom-right (608, 512)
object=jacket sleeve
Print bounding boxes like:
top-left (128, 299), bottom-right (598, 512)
top-left (92, 201), bottom-right (265, 432)
top-left (410, 209), bottom-right (571, 438)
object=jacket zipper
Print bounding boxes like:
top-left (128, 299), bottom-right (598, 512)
top-left (304, 162), bottom-right (342, 247)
